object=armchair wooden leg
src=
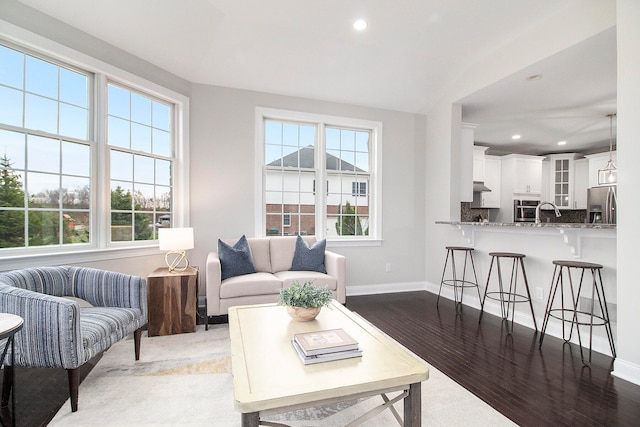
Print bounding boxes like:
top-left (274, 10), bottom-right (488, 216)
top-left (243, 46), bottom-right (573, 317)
top-left (1, 365), bottom-right (13, 407)
top-left (67, 368), bottom-right (79, 412)
top-left (134, 328), bottom-right (142, 361)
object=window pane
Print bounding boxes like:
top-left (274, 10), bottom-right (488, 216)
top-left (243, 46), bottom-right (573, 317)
top-left (25, 56), bottom-right (58, 99)
top-left (0, 156), bottom-right (25, 207)
top-left (155, 185), bottom-right (171, 211)
top-left (61, 142), bottom-right (90, 177)
top-left (63, 211), bottom-right (90, 244)
top-left (0, 86), bottom-right (24, 127)
top-left (152, 128), bottom-right (170, 156)
top-left (111, 212), bottom-right (132, 241)
top-left (111, 151), bottom-right (133, 181)
top-left (265, 121), bottom-right (282, 145)
top-left (111, 182), bottom-right (132, 210)
top-left (108, 85), bottom-right (130, 119)
top-left (28, 136), bottom-right (60, 173)
top-left (0, 130), bottom-right (26, 170)
top-left (62, 176), bottom-right (90, 209)
top-left (60, 68), bottom-right (87, 108)
top-left (340, 130), bottom-right (355, 151)
top-left (108, 116), bottom-right (130, 148)
top-left (152, 102), bottom-right (170, 131)
top-left (156, 159), bottom-right (171, 186)
top-left (134, 155), bottom-right (154, 184)
top-left (25, 94), bottom-right (58, 134)
top-left (133, 183), bottom-right (154, 210)
top-left (0, 45), bottom-right (24, 90)
top-left (28, 210), bottom-right (59, 246)
top-left (131, 123), bottom-right (152, 152)
top-left (131, 93), bottom-right (151, 125)
top-left (355, 131), bottom-right (369, 152)
top-left (265, 144), bottom-right (282, 166)
top-left (134, 213), bottom-right (154, 240)
top-left (27, 171), bottom-right (59, 208)
top-left (0, 210), bottom-right (25, 248)
top-left (59, 103), bottom-right (88, 140)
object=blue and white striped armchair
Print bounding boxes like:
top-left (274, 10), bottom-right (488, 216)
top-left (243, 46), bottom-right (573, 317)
top-left (0, 266), bottom-right (147, 412)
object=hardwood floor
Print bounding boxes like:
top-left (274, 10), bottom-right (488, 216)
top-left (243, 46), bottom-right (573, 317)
top-left (3, 291), bottom-right (640, 426)
top-left (347, 292), bottom-right (640, 426)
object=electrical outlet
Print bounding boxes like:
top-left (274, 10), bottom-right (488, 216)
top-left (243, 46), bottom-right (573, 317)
top-left (536, 287), bottom-right (544, 300)
top-left (385, 263), bottom-right (391, 272)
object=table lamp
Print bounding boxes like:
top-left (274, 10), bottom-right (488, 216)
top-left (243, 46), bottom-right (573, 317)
top-left (158, 227), bottom-right (194, 273)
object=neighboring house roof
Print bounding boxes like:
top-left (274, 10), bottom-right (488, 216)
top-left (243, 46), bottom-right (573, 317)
top-left (267, 146), bottom-right (365, 172)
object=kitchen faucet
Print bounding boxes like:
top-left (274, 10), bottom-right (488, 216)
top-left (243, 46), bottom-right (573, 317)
top-left (535, 201), bottom-right (562, 223)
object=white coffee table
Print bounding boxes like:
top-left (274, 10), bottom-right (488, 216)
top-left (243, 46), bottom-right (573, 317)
top-left (228, 300), bottom-right (429, 426)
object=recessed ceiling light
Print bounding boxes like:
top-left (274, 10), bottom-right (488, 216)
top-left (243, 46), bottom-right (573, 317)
top-left (512, 134), bottom-right (521, 140)
top-left (557, 141), bottom-right (567, 145)
top-left (527, 74), bottom-right (543, 81)
top-left (353, 19), bottom-right (368, 31)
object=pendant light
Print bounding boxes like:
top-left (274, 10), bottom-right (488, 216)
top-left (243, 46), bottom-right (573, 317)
top-left (598, 113), bottom-right (617, 185)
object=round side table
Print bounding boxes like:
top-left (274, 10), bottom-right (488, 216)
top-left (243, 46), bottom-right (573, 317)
top-left (0, 313), bottom-right (24, 427)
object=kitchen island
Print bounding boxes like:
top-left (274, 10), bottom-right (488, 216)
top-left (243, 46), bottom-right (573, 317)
top-left (434, 220), bottom-right (617, 358)
top-left (436, 220), bottom-right (615, 258)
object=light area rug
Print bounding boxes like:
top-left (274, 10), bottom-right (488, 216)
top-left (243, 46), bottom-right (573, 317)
top-left (49, 324), bottom-right (517, 427)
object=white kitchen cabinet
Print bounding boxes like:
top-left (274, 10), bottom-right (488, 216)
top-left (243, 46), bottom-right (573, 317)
top-left (574, 158), bottom-right (588, 209)
top-left (547, 153), bottom-right (582, 209)
top-left (473, 146), bottom-right (488, 182)
top-left (502, 155), bottom-right (543, 195)
top-left (476, 155), bottom-right (501, 208)
top-left (586, 151), bottom-right (617, 188)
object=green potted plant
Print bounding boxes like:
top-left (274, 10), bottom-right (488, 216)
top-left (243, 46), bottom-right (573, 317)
top-left (279, 281), bottom-right (333, 321)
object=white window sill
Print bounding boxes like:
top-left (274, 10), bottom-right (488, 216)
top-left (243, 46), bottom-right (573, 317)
top-left (0, 245), bottom-right (160, 271)
top-left (326, 239), bottom-right (382, 248)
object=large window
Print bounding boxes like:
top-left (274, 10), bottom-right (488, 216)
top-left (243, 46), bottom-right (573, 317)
top-left (107, 83), bottom-right (173, 242)
top-left (259, 108), bottom-right (381, 242)
top-left (0, 39), bottom-right (186, 258)
top-left (0, 43), bottom-right (91, 249)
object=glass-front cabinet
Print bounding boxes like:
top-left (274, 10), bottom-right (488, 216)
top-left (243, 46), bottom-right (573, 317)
top-left (546, 153), bottom-right (587, 209)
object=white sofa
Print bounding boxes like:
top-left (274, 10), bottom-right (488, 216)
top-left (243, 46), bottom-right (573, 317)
top-left (205, 236), bottom-right (346, 317)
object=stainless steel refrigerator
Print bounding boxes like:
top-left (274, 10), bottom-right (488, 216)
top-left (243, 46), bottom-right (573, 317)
top-left (587, 186), bottom-right (617, 224)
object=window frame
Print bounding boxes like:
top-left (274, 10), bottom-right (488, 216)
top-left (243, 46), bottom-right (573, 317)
top-left (0, 23), bottom-right (190, 269)
top-left (255, 107), bottom-right (382, 247)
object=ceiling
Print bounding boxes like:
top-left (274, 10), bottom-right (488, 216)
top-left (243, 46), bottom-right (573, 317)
top-left (16, 0), bottom-right (615, 155)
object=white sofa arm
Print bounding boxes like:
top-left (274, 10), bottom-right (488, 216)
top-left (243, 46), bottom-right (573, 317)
top-left (205, 251), bottom-right (223, 316)
top-left (324, 250), bottom-right (346, 303)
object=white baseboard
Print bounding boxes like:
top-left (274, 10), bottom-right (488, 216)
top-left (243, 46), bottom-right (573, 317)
top-left (349, 281), bottom-right (616, 359)
top-left (612, 359), bottom-right (640, 386)
top-left (346, 281), bottom-right (427, 296)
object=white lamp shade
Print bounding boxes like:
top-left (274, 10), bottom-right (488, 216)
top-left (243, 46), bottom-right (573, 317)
top-left (159, 227), bottom-right (194, 251)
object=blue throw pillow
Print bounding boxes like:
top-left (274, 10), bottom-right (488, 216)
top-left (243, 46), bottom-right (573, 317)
top-left (290, 235), bottom-right (327, 273)
top-left (218, 235), bottom-right (257, 281)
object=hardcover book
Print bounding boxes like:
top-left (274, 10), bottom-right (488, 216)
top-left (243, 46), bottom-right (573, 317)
top-left (293, 328), bottom-right (359, 356)
top-left (291, 339), bottom-right (362, 365)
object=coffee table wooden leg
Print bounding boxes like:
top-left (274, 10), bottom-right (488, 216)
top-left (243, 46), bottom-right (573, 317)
top-left (241, 412), bottom-right (260, 427)
top-left (404, 382), bottom-right (421, 427)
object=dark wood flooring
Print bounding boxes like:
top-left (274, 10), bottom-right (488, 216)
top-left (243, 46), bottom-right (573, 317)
top-left (346, 292), bottom-right (640, 426)
top-left (3, 291), bottom-right (640, 426)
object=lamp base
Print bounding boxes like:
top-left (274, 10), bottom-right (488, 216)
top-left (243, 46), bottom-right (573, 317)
top-left (165, 250), bottom-right (190, 273)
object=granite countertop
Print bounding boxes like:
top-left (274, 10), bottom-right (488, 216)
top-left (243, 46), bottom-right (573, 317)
top-left (436, 220), bottom-right (616, 230)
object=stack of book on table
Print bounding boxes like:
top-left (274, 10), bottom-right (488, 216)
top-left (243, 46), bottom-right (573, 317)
top-left (292, 328), bottom-right (362, 365)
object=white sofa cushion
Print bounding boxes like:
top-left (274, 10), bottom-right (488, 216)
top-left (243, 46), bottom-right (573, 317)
top-left (274, 271), bottom-right (337, 291)
top-left (270, 236), bottom-right (317, 272)
top-left (219, 272), bottom-right (282, 299)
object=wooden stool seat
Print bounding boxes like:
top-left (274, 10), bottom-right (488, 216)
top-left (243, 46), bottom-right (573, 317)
top-left (480, 252), bottom-right (537, 334)
top-left (539, 260), bottom-right (615, 365)
top-left (437, 246), bottom-right (481, 310)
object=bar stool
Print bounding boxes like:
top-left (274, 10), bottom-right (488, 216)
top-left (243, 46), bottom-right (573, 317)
top-left (539, 260), bottom-right (616, 365)
top-left (479, 252), bottom-right (537, 334)
top-left (437, 246), bottom-right (481, 309)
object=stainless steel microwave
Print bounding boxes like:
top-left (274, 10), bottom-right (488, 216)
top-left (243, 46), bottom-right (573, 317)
top-left (513, 199), bottom-right (540, 222)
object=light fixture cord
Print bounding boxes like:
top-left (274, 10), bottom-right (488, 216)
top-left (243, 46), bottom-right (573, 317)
top-left (609, 113), bottom-right (615, 160)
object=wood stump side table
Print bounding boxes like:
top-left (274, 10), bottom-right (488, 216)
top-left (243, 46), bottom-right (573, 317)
top-left (147, 266), bottom-right (198, 337)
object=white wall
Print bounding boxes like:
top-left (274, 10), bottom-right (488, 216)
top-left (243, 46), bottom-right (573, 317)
top-left (189, 84), bottom-right (427, 289)
top-left (613, 0), bottom-right (640, 384)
